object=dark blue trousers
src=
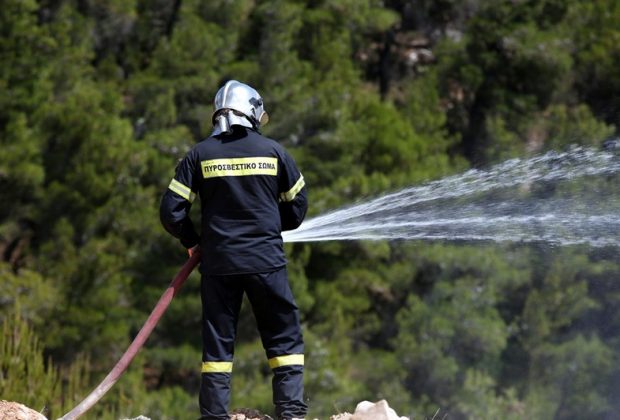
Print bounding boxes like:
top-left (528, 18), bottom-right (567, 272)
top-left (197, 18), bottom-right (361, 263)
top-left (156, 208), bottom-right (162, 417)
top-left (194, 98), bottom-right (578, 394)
top-left (199, 267), bottom-right (307, 420)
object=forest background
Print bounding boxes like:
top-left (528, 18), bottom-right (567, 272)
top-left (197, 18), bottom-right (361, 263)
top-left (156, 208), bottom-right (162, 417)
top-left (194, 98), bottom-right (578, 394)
top-left (2, 0), bottom-right (620, 419)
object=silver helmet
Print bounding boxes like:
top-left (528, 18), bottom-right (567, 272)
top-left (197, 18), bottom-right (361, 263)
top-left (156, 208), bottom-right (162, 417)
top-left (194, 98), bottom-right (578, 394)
top-left (211, 80), bottom-right (269, 135)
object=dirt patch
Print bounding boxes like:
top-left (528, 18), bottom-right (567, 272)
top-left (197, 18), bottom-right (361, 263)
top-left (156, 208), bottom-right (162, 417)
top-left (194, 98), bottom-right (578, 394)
top-left (0, 401), bottom-right (47, 420)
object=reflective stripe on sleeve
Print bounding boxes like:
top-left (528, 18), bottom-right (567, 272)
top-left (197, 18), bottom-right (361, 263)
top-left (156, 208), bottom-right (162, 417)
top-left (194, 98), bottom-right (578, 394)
top-left (280, 174), bottom-right (305, 202)
top-left (201, 361), bottom-right (233, 373)
top-left (268, 354), bottom-right (304, 369)
top-left (168, 178), bottom-right (196, 202)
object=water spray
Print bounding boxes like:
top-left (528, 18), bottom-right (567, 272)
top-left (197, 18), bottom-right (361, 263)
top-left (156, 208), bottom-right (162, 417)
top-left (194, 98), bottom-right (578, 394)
top-left (283, 146), bottom-right (620, 247)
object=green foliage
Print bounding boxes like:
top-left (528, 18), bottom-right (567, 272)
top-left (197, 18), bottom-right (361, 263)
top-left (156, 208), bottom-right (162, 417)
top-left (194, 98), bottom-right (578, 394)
top-left (0, 304), bottom-right (90, 419)
top-left (1, 1), bottom-right (620, 419)
top-left (530, 335), bottom-right (613, 419)
top-left (0, 263), bottom-right (59, 326)
top-left (454, 370), bottom-right (525, 420)
top-left (1, 304), bottom-right (58, 414)
top-left (568, 0), bottom-right (620, 124)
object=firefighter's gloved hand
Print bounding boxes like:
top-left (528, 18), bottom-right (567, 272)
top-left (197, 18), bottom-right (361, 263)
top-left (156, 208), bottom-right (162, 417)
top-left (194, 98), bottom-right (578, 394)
top-left (188, 245), bottom-right (199, 257)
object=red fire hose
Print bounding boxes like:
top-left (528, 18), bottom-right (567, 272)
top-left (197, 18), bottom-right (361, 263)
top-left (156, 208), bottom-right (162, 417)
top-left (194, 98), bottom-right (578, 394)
top-left (59, 251), bottom-right (201, 420)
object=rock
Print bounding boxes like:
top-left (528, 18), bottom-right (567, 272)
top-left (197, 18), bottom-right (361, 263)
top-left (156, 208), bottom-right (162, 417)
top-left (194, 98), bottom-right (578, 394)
top-left (350, 400), bottom-right (409, 420)
top-left (0, 401), bottom-right (47, 420)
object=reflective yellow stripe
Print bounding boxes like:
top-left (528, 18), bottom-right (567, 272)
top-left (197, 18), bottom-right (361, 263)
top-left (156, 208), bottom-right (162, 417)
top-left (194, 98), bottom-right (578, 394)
top-left (268, 354), bottom-right (304, 369)
top-left (280, 175), bottom-right (305, 202)
top-left (201, 361), bottom-right (233, 373)
top-left (168, 179), bottom-right (196, 202)
top-left (201, 157), bottom-right (278, 178)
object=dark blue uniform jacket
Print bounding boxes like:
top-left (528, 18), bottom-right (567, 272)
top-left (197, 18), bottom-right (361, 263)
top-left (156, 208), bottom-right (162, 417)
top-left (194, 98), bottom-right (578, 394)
top-left (159, 126), bottom-right (307, 275)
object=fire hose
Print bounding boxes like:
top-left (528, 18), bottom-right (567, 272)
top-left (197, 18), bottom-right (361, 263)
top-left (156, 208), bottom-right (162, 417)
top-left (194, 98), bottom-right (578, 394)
top-left (58, 250), bottom-right (201, 420)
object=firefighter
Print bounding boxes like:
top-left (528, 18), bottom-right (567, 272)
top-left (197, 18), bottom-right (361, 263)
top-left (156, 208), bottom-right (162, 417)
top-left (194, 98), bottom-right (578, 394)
top-left (159, 80), bottom-right (308, 420)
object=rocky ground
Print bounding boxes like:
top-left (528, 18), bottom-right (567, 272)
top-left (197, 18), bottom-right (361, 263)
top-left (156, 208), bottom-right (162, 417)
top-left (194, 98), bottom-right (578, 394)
top-left (0, 401), bottom-right (47, 420)
top-left (0, 399), bottom-right (408, 420)
top-left (227, 400), bottom-right (409, 420)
